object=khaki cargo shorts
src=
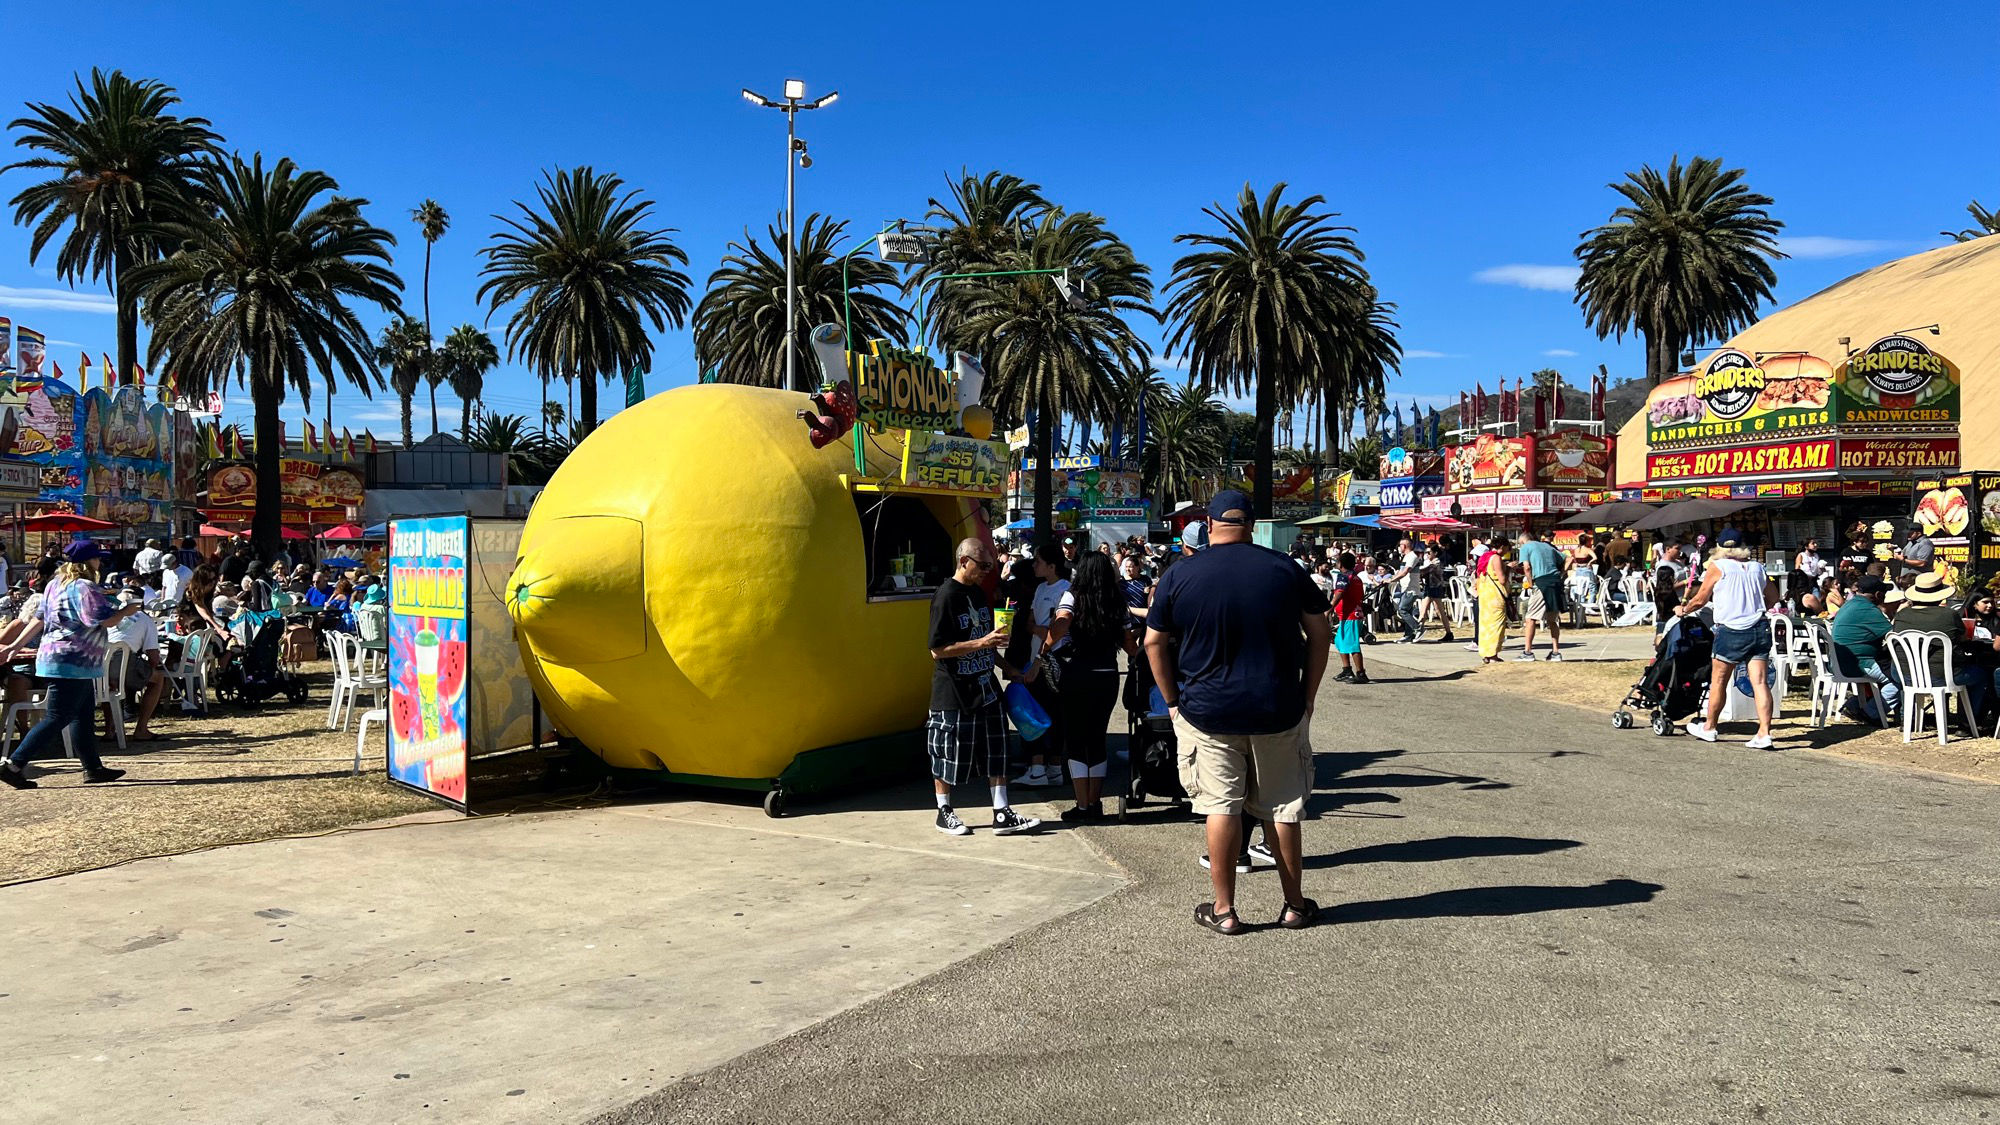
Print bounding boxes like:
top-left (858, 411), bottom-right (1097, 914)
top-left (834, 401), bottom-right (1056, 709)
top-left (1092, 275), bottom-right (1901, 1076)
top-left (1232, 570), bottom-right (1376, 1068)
top-left (1171, 712), bottom-right (1314, 823)
top-left (1521, 578), bottom-right (1563, 624)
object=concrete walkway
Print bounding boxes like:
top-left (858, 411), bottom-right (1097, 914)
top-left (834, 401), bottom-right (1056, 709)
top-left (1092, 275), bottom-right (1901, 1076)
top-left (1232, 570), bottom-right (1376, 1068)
top-left (2, 789), bottom-right (1123, 1124)
top-left (1369, 620), bottom-right (1659, 676)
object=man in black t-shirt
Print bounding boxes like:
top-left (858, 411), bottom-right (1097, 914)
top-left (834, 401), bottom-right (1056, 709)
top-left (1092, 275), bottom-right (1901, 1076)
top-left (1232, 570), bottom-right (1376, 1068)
top-left (1146, 491), bottom-right (1331, 936)
top-left (925, 537), bottom-right (1042, 838)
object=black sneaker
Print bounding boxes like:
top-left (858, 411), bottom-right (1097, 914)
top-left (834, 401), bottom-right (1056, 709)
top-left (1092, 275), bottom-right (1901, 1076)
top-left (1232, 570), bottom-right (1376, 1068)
top-left (935, 805), bottom-right (970, 836)
top-left (1334, 669), bottom-right (1354, 683)
top-left (991, 807), bottom-right (1042, 835)
top-left (0, 762), bottom-right (35, 790)
top-left (1352, 671), bottom-right (1370, 684)
top-left (1198, 853), bottom-right (1254, 873)
top-left (1059, 802), bottom-right (1101, 823)
top-left (84, 767), bottom-right (127, 784)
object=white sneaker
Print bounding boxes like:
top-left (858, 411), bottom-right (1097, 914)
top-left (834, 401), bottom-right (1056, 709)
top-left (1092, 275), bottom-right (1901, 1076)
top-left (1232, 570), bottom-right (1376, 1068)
top-left (1546, 651), bottom-right (1563, 662)
top-left (1745, 734), bottom-right (1775, 750)
top-left (1685, 722), bottom-right (1718, 742)
top-left (1511, 652), bottom-right (1537, 662)
top-left (1462, 642), bottom-right (1479, 652)
top-left (1010, 769), bottom-right (1047, 787)
top-left (1045, 767), bottom-right (1067, 787)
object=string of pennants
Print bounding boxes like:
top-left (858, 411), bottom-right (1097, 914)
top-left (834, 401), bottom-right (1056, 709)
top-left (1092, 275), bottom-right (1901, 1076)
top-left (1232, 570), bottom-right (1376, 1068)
top-left (200, 420), bottom-right (380, 460)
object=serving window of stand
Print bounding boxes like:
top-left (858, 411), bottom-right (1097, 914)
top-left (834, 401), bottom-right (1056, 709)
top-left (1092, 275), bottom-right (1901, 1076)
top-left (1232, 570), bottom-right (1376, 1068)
top-left (843, 428), bottom-right (1010, 604)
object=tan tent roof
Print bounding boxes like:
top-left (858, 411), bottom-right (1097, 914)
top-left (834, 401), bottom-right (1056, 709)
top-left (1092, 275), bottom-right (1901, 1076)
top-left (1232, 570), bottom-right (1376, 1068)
top-left (1616, 236), bottom-right (2000, 483)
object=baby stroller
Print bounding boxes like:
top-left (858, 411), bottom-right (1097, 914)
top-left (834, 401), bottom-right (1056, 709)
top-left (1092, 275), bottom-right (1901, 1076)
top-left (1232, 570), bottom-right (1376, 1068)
top-left (1119, 655), bottom-right (1189, 821)
top-left (1613, 613), bottom-right (1713, 735)
top-left (212, 615), bottom-right (310, 705)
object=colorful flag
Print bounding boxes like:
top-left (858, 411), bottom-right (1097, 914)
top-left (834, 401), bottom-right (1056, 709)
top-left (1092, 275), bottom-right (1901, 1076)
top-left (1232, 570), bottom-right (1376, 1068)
top-left (1533, 388), bottom-right (1548, 430)
top-left (1592, 370), bottom-right (1606, 422)
top-left (303, 420), bottom-right (317, 452)
top-left (1392, 401), bottom-right (1405, 439)
top-left (364, 429), bottom-right (379, 454)
top-left (1552, 376), bottom-right (1566, 421)
top-left (1426, 407), bottom-right (1440, 450)
top-left (341, 427), bottom-right (354, 459)
top-left (1459, 390), bottom-right (1469, 428)
top-left (0, 316), bottom-right (11, 369)
top-left (1474, 382), bottom-right (1487, 424)
top-left (16, 327), bottom-right (47, 379)
top-left (131, 363), bottom-right (146, 389)
top-left (229, 426), bottom-right (245, 459)
top-left (163, 369), bottom-right (179, 401)
top-left (78, 352), bottom-right (91, 386)
top-left (203, 423), bottom-right (222, 460)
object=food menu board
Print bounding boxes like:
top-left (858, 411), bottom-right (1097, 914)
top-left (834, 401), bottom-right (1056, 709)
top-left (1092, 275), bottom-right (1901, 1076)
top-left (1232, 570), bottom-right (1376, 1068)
top-left (1910, 474), bottom-right (1991, 587)
top-left (1446, 434), bottom-right (1534, 492)
top-left (1533, 430), bottom-right (1615, 488)
top-left (206, 459), bottom-right (364, 514)
top-left (1645, 350), bottom-right (1833, 448)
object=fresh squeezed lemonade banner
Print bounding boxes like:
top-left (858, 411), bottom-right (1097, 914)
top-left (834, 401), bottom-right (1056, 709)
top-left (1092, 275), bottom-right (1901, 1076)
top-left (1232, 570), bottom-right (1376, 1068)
top-left (387, 516), bottom-right (471, 808)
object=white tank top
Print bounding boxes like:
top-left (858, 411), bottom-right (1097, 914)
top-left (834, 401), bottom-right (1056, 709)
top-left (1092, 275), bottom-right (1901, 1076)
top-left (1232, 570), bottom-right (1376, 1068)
top-left (1711, 559), bottom-right (1767, 629)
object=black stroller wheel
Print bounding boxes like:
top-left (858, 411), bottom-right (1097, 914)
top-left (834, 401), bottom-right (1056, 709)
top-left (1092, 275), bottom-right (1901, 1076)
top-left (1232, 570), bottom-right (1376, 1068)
top-left (1611, 710), bottom-right (1634, 729)
top-left (1650, 710), bottom-right (1673, 736)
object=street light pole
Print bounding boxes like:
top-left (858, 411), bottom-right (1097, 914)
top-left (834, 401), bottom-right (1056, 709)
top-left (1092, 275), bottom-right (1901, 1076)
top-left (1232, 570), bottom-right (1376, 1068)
top-left (743, 80), bottom-right (838, 392)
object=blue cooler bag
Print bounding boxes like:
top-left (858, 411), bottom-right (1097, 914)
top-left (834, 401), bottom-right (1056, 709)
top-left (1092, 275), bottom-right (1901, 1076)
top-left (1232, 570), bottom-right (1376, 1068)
top-left (1003, 682), bottom-right (1052, 741)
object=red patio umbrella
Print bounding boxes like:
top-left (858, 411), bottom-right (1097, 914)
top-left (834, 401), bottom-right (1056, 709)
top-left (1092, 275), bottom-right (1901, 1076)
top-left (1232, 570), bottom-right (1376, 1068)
top-left (317, 523), bottom-right (365, 540)
top-left (13, 513), bottom-right (118, 533)
top-left (197, 523), bottom-right (243, 537)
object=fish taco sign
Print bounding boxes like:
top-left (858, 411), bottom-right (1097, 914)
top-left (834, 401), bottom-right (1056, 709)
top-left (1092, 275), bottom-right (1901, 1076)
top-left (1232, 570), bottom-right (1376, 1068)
top-left (1834, 333), bottom-right (1959, 428)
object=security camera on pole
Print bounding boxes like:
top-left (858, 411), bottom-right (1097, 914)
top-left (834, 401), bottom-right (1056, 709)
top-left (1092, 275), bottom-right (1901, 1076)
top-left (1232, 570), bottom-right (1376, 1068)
top-left (742, 79), bottom-right (839, 392)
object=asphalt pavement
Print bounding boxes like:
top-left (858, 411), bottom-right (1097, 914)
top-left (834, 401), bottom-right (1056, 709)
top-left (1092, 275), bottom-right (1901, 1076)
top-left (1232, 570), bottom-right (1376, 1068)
top-left (597, 656), bottom-right (2000, 1125)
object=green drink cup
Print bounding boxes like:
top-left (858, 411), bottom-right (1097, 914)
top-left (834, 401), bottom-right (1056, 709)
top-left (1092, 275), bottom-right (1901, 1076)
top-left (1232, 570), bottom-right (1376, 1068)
top-left (414, 629), bottom-right (442, 740)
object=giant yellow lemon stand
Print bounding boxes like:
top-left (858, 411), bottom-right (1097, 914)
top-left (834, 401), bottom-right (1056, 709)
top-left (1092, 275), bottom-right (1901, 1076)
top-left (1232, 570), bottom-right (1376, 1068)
top-left (505, 367), bottom-right (995, 817)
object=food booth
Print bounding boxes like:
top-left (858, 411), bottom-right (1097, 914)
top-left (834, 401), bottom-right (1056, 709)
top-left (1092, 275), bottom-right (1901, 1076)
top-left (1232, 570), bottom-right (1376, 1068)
top-left (1422, 429), bottom-right (1614, 541)
top-left (1608, 334), bottom-right (1962, 562)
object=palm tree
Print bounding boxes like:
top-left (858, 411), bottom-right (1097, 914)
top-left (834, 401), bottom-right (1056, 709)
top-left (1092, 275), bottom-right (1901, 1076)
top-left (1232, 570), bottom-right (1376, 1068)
top-left (692, 213), bottom-right (908, 386)
top-left (540, 399), bottom-right (565, 435)
top-left (1144, 380), bottom-right (1225, 508)
top-left (1574, 156), bottom-right (1785, 386)
top-left (439, 323), bottom-right (498, 436)
top-left (478, 167), bottom-right (690, 436)
top-left (915, 170), bottom-right (1051, 348)
top-left (937, 207), bottom-right (1153, 543)
top-left (1166, 183), bottom-right (1378, 518)
top-left (132, 154), bottom-right (400, 555)
top-left (377, 316), bottom-right (430, 448)
top-left (410, 199), bottom-right (449, 433)
top-left (1311, 290), bottom-right (1401, 463)
top-left (6, 68), bottom-right (221, 385)
top-left (466, 412), bottom-right (557, 484)
top-left (1104, 366), bottom-right (1171, 463)
top-left (1943, 200), bottom-right (1999, 242)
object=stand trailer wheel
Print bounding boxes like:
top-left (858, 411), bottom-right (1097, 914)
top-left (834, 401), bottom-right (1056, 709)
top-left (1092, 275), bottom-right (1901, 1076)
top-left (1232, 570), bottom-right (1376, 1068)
top-left (762, 787), bottom-right (788, 819)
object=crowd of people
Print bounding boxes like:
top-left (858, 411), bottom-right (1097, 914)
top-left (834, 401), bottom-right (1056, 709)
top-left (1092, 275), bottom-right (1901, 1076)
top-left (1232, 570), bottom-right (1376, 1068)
top-left (0, 534), bottom-right (391, 791)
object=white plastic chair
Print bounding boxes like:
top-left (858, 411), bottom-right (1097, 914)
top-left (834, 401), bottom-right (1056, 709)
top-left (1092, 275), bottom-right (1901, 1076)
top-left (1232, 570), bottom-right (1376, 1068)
top-left (95, 643), bottom-right (131, 753)
top-left (1566, 572), bottom-right (1602, 628)
top-left (1884, 631), bottom-right (1974, 745)
top-left (355, 707), bottom-right (388, 775)
top-left (1801, 625), bottom-right (1888, 729)
top-left (166, 629), bottom-right (218, 712)
top-left (329, 633), bottom-right (387, 732)
top-left (1448, 576), bottom-right (1474, 627)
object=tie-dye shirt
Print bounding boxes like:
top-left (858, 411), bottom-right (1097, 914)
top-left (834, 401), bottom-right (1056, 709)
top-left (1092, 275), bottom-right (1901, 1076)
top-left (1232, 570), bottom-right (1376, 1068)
top-left (36, 577), bottom-right (117, 680)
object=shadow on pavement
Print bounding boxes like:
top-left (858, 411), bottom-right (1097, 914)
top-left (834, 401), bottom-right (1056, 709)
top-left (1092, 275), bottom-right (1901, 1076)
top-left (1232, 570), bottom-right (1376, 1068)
top-left (1310, 834), bottom-right (1582, 869)
top-left (1324, 877), bottom-right (1663, 924)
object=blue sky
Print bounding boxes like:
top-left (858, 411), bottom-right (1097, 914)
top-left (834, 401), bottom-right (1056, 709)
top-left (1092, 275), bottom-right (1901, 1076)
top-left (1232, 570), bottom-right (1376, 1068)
top-left (2, 0), bottom-right (1995, 438)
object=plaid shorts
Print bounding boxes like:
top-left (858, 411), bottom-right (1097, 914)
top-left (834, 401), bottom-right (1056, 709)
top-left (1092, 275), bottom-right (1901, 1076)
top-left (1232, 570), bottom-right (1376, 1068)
top-left (926, 696), bottom-right (1009, 786)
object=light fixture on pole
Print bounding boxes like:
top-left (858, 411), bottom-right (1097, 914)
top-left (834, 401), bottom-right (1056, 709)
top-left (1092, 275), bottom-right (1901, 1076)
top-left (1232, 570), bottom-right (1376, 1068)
top-left (742, 79), bottom-right (839, 392)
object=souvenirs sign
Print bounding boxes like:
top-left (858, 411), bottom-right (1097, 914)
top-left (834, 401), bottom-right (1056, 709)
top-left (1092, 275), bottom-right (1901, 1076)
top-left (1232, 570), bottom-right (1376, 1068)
top-left (1834, 334), bottom-right (1959, 428)
top-left (1645, 350), bottom-right (1833, 448)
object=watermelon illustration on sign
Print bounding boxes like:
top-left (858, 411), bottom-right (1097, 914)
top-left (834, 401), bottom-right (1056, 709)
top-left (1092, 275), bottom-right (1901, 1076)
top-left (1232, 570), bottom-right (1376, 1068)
top-left (436, 638), bottom-right (467, 702)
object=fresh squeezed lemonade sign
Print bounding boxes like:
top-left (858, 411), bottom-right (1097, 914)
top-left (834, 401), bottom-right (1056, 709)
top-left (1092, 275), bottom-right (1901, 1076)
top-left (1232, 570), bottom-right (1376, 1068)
top-left (388, 516), bottom-right (471, 807)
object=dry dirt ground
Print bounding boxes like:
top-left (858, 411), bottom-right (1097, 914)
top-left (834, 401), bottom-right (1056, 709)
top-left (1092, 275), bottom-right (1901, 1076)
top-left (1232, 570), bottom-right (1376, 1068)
top-left (1476, 657), bottom-right (2000, 785)
top-left (0, 659), bottom-right (431, 885)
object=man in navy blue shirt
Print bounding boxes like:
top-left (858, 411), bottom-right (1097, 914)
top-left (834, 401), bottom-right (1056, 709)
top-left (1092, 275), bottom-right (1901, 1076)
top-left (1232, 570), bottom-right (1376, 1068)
top-left (1145, 490), bottom-right (1332, 935)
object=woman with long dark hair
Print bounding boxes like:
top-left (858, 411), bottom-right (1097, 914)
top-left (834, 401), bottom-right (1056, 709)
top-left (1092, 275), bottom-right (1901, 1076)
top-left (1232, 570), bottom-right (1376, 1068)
top-left (1042, 552), bottom-right (1131, 819)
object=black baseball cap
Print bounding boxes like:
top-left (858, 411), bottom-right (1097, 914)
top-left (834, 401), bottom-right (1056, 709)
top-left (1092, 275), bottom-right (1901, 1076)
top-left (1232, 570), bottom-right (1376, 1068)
top-left (1855, 575), bottom-right (1886, 595)
top-left (1208, 489), bottom-right (1252, 525)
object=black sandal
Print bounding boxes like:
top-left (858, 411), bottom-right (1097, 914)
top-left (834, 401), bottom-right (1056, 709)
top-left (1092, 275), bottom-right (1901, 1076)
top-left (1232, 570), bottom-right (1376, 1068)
top-left (1195, 902), bottom-right (1247, 936)
top-left (1277, 898), bottom-right (1320, 929)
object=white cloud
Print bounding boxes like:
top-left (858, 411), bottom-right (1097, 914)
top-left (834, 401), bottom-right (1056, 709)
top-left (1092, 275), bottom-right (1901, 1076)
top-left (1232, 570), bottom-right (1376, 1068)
top-left (44, 339), bottom-right (87, 349)
top-left (1152, 352), bottom-right (1190, 372)
top-left (0, 285), bottom-right (116, 313)
top-left (1542, 348), bottom-right (1579, 357)
top-left (1403, 349), bottom-right (1464, 359)
top-left (1473, 264), bottom-right (1580, 292)
top-left (1776, 236), bottom-right (1903, 260)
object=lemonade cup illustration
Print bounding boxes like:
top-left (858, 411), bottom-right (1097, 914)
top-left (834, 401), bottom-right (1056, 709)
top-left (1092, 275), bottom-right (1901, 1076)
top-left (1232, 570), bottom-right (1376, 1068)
top-left (414, 628), bottom-right (442, 741)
